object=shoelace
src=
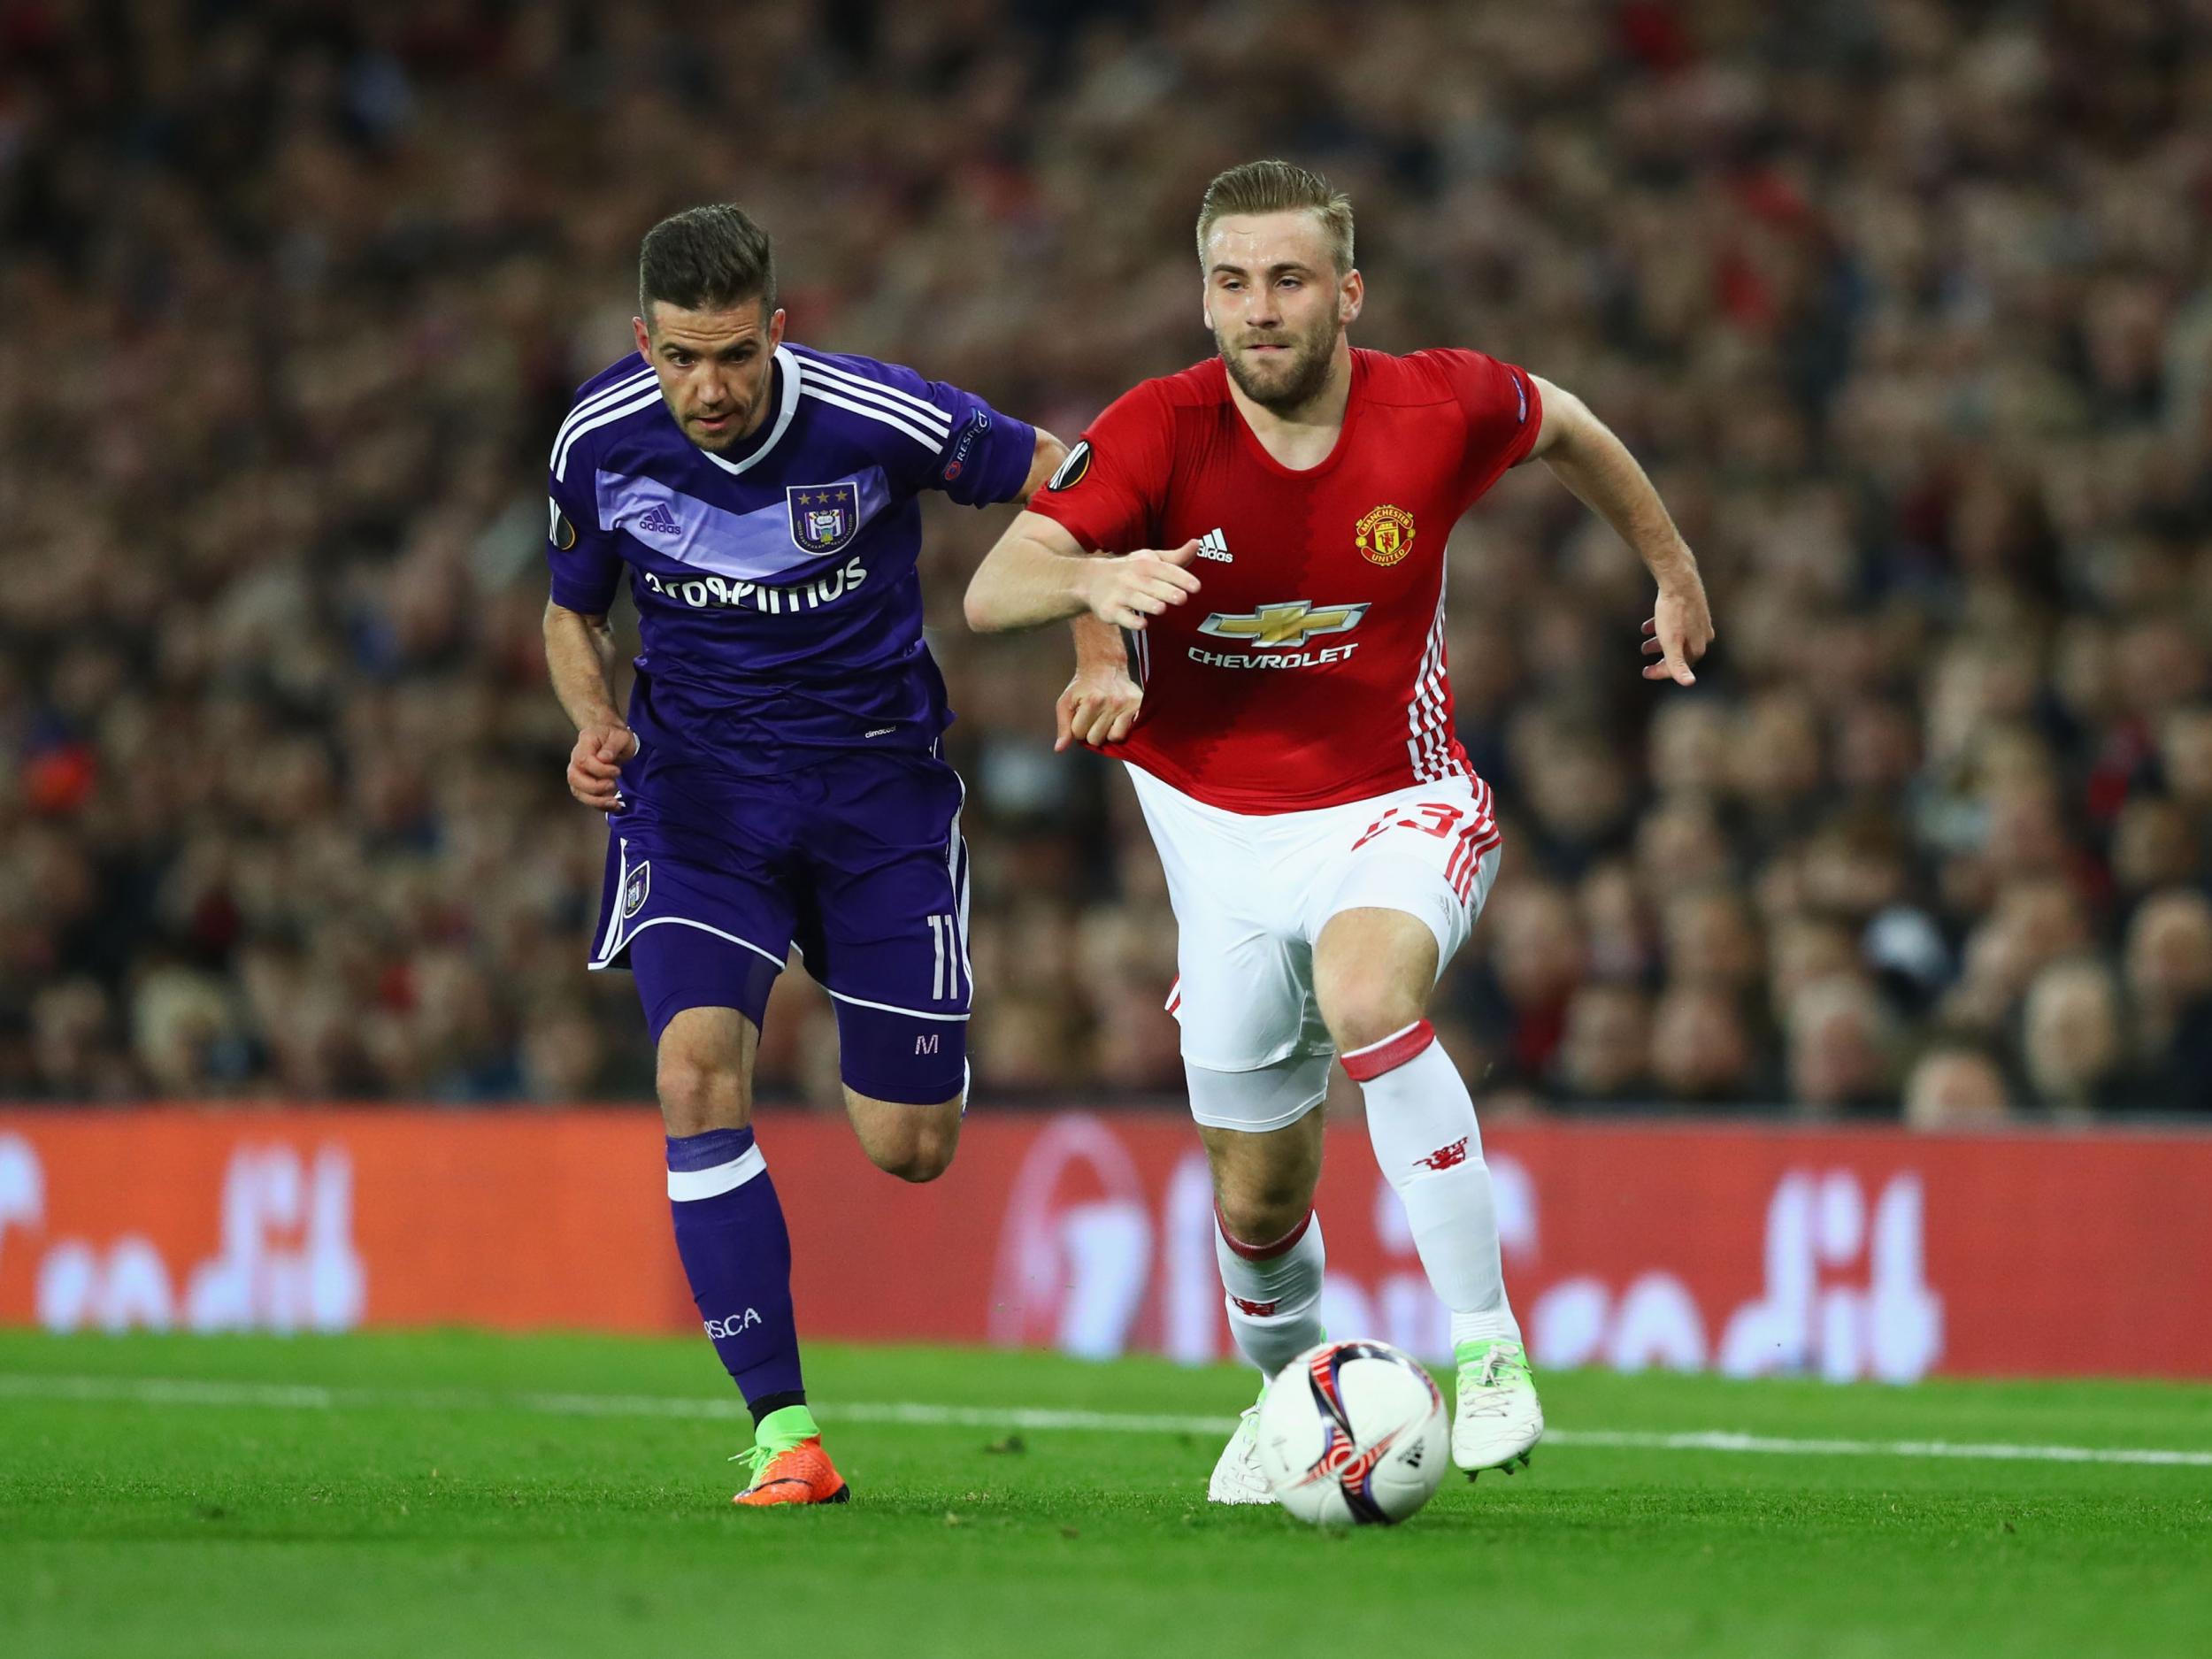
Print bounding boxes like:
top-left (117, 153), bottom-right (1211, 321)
top-left (1458, 1346), bottom-right (1531, 1417)
top-left (1224, 1405), bottom-right (1271, 1494)
top-left (729, 1442), bottom-right (779, 1486)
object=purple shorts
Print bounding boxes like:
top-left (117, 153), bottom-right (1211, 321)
top-left (589, 734), bottom-right (970, 1105)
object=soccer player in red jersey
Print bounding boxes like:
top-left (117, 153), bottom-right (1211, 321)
top-left (965, 160), bottom-right (1713, 1498)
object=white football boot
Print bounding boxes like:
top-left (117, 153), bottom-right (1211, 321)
top-left (1207, 1387), bottom-right (1276, 1505)
top-left (1452, 1338), bottom-right (1543, 1475)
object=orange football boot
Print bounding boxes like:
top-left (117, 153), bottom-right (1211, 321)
top-left (732, 1435), bottom-right (851, 1507)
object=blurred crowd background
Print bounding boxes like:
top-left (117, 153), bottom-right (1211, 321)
top-left (8, 0), bottom-right (2212, 1125)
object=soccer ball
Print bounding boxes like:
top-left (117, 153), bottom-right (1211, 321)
top-left (1255, 1339), bottom-right (1450, 1525)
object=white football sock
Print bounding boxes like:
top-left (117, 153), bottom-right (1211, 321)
top-left (1344, 1019), bottom-right (1521, 1348)
top-left (1214, 1207), bottom-right (1326, 1379)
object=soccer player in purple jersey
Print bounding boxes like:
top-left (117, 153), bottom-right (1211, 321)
top-left (541, 205), bottom-right (1137, 1505)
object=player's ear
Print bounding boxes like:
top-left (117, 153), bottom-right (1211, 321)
top-left (765, 306), bottom-right (787, 350)
top-left (632, 315), bottom-right (652, 358)
top-left (1340, 269), bottom-right (1363, 327)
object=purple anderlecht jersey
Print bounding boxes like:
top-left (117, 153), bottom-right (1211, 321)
top-left (544, 342), bottom-right (1035, 772)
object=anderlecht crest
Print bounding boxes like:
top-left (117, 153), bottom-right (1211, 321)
top-left (787, 482), bottom-right (860, 555)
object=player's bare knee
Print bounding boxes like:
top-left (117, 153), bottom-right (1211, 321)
top-left (877, 1131), bottom-right (957, 1184)
top-left (1213, 1148), bottom-right (1318, 1244)
top-left (1318, 981), bottom-right (1425, 1056)
top-left (1215, 1180), bottom-right (1310, 1248)
top-left (653, 1008), bottom-right (757, 1136)
top-left (852, 1096), bottom-right (962, 1182)
top-left (657, 1054), bottom-right (750, 1137)
top-left (1314, 910), bottom-right (1440, 1054)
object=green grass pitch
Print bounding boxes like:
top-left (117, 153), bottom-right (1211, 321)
top-left (3, 1332), bottom-right (2208, 1658)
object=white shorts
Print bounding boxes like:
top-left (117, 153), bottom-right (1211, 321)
top-left (1128, 764), bottom-right (1502, 1133)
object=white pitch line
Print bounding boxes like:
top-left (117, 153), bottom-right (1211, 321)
top-left (1540, 1428), bottom-right (2212, 1469)
top-left (2, 1374), bottom-right (2208, 1469)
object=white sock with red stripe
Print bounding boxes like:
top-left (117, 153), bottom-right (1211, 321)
top-left (1342, 1019), bottom-right (1520, 1348)
top-left (1214, 1207), bottom-right (1327, 1379)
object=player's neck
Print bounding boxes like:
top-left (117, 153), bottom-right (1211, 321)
top-left (1224, 338), bottom-right (1354, 472)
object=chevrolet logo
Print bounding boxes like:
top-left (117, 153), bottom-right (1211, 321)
top-left (1195, 600), bottom-right (1371, 649)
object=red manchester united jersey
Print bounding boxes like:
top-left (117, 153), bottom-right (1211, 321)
top-left (1029, 347), bottom-right (1541, 813)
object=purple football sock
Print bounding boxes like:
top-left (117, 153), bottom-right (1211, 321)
top-left (665, 1126), bottom-right (803, 1420)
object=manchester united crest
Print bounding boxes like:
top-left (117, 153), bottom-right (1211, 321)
top-left (1356, 503), bottom-right (1416, 567)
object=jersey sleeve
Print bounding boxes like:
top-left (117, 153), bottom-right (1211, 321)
top-left (1023, 381), bottom-right (1173, 553)
top-left (921, 380), bottom-right (1038, 508)
top-left (544, 461), bottom-right (623, 616)
top-left (820, 356), bottom-right (1039, 508)
top-left (1434, 349), bottom-right (1543, 500)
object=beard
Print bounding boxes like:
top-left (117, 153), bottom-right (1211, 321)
top-left (1219, 321), bottom-right (1340, 412)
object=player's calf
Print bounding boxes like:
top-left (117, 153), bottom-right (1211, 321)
top-left (1198, 1110), bottom-right (1330, 1506)
top-left (1340, 1018), bottom-right (1537, 1468)
top-left (645, 1003), bottom-right (818, 1471)
top-left (1202, 1110), bottom-right (1325, 1244)
top-left (1207, 1211), bottom-right (1328, 1508)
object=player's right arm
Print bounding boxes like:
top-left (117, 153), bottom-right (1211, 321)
top-left (964, 511), bottom-right (1201, 634)
top-left (542, 601), bottom-right (636, 811)
top-left (541, 473), bottom-right (636, 813)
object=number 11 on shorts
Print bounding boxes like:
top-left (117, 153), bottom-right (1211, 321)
top-left (926, 912), bottom-right (959, 1001)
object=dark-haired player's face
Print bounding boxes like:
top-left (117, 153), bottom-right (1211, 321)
top-left (1202, 211), bottom-right (1363, 413)
top-left (634, 302), bottom-right (787, 451)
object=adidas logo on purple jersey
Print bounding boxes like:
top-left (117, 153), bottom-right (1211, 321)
top-left (634, 502), bottom-right (681, 536)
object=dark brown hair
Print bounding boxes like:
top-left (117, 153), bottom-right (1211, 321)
top-left (638, 204), bottom-right (778, 319)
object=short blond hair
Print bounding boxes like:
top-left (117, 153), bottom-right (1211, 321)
top-left (1194, 159), bottom-right (1355, 278)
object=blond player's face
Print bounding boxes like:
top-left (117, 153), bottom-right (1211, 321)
top-left (634, 301), bottom-right (787, 451)
top-left (1202, 211), bottom-right (1362, 411)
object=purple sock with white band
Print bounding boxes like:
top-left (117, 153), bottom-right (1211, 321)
top-left (665, 1126), bottom-right (804, 1420)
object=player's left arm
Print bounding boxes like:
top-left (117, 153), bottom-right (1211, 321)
top-left (1525, 375), bottom-right (1715, 687)
top-left (1011, 428), bottom-right (1142, 750)
top-left (1008, 427), bottom-right (1135, 748)
top-left (889, 376), bottom-right (1144, 745)
top-left (1059, 611), bottom-right (1141, 751)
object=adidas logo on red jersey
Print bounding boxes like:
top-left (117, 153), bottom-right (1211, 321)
top-left (1194, 527), bottom-right (1233, 563)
